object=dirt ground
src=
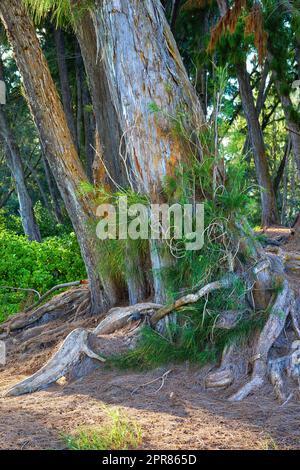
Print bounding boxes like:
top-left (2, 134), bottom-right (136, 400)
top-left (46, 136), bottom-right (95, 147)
top-left (1, 227), bottom-right (300, 450)
top-left (1, 342), bottom-right (300, 450)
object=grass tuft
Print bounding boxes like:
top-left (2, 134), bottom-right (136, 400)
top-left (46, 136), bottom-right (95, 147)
top-left (64, 407), bottom-right (142, 451)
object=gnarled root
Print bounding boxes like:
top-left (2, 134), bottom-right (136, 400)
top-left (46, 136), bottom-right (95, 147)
top-left (229, 280), bottom-right (294, 401)
top-left (0, 285), bottom-right (91, 335)
top-left (268, 340), bottom-right (300, 403)
top-left (94, 303), bottom-right (162, 335)
top-left (205, 342), bottom-right (249, 390)
top-left (4, 328), bottom-right (105, 397)
top-left (4, 302), bottom-right (162, 397)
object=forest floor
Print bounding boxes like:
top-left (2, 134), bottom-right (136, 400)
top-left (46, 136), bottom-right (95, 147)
top-left (1, 228), bottom-right (300, 450)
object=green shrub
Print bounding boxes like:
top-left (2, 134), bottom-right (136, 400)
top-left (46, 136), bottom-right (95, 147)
top-left (0, 228), bottom-right (86, 322)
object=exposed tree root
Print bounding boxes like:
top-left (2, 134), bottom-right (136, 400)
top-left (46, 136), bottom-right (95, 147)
top-left (94, 303), bottom-right (162, 335)
top-left (0, 286), bottom-right (90, 335)
top-left (3, 303), bottom-right (162, 396)
top-left (268, 341), bottom-right (300, 403)
top-left (4, 328), bottom-right (105, 397)
top-left (24, 281), bottom-right (88, 313)
top-left (205, 344), bottom-right (240, 389)
top-left (229, 279), bottom-right (295, 401)
top-left (4, 242), bottom-right (300, 403)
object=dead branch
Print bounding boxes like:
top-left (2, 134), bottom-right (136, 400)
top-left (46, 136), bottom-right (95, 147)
top-left (151, 275), bottom-right (237, 325)
top-left (131, 370), bottom-right (172, 395)
top-left (0, 286), bottom-right (41, 299)
top-left (25, 280), bottom-right (87, 312)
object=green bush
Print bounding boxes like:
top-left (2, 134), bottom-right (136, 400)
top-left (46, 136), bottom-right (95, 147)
top-left (0, 228), bottom-right (86, 322)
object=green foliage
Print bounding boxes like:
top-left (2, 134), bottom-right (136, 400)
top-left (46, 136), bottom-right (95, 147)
top-left (79, 183), bottom-right (150, 285)
top-left (23, 0), bottom-right (94, 27)
top-left (0, 203), bottom-right (71, 239)
top-left (0, 228), bottom-right (86, 322)
top-left (64, 407), bottom-right (142, 451)
top-left (34, 202), bottom-right (71, 238)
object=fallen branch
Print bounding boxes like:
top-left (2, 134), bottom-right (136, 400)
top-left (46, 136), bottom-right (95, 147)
top-left (0, 286), bottom-right (41, 299)
top-left (151, 275), bottom-right (237, 325)
top-left (25, 280), bottom-right (87, 312)
top-left (131, 370), bottom-right (172, 395)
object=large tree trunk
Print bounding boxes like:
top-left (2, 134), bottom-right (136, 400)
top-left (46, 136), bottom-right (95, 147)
top-left (72, 4), bottom-right (150, 302)
top-left (0, 0), bottom-right (119, 313)
top-left (0, 55), bottom-right (41, 242)
top-left (53, 27), bottom-right (77, 149)
top-left (71, 5), bottom-right (126, 186)
top-left (89, 0), bottom-right (205, 302)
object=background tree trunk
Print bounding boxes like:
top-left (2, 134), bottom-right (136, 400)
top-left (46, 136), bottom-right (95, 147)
top-left (0, 56), bottom-right (41, 242)
top-left (0, 108), bottom-right (41, 242)
top-left (236, 63), bottom-right (279, 226)
top-left (53, 27), bottom-right (77, 149)
top-left (216, 0), bottom-right (278, 226)
top-left (0, 0), bottom-right (119, 313)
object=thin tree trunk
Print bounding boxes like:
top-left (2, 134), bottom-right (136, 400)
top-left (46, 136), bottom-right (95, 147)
top-left (24, 159), bottom-right (53, 215)
top-left (82, 73), bottom-right (96, 183)
top-left (216, 0), bottom-right (278, 226)
top-left (170, 0), bottom-right (181, 32)
top-left (42, 154), bottom-right (64, 223)
top-left (76, 41), bottom-right (96, 183)
top-left (53, 27), bottom-right (77, 148)
top-left (0, 107), bottom-right (41, 242)
top-left (236, 63), bottom-right (279, 226)
top-left (0, 132), bottom-right (41, 242)
top-left (75, 41), bottom-right (83, 154)
top-left (273, 138), bottom-right (291, 196)
top-left (272, 76), bottom-right (300, 177)
top-left (0, 0), bottom-right (119, 313)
